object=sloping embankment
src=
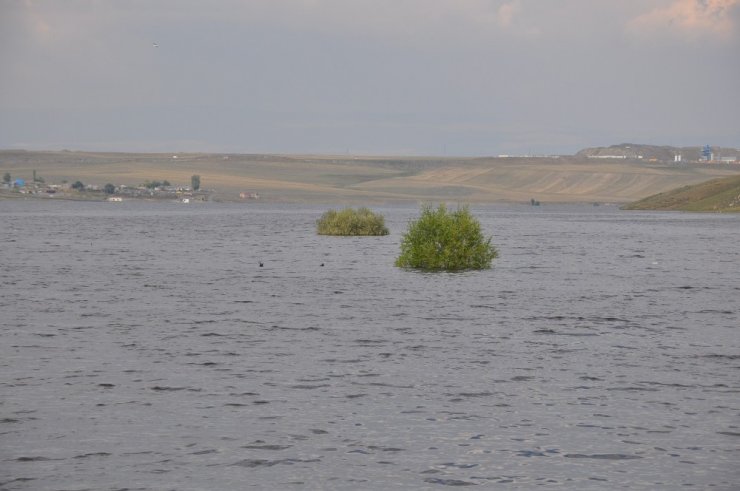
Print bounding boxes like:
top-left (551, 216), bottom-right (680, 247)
top-left (622, 175), bottom-right (740, 212)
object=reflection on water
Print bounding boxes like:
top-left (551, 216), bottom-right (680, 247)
top-left (1, 201), bottom-right (739, 490)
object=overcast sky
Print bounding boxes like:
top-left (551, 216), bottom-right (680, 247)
top-left (1, 0), bottom-right (738, 155)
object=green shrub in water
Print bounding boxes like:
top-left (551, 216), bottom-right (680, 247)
top-left (316, 207), bottom-right (389, 236)
top-left (395, 204), bottom-right (497, 271)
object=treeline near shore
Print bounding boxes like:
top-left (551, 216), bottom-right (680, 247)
top-left (2, 149), bottom-right (739, 204)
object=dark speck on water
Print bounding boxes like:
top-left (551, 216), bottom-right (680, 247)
top-left (1, 201), bottom-right (738, 490)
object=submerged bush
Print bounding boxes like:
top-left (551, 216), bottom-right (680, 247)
top-left (395, 204), bottom-right (497, 271)
top-left (316, 207), bottom-right (389, 236)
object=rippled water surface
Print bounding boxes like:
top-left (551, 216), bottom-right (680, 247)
top-left (1, 201), bottom-right (739, 490)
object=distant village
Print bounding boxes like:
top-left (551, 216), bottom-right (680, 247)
top-left (1, 172), bottom-right (203, 202)
top-left (0, 172), bottom-right (260, 202)
top-left (578, 144), bottom-right (740, 164)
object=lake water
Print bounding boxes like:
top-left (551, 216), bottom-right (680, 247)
top-left (1, 200), bottom-right (738, 490)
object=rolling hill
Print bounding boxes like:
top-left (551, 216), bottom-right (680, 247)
top-left (2, 149), bottom-right (739, 204)
top-left (623, 175), bottom-right (740, 212)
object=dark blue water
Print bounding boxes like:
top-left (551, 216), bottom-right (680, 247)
top-left (1, 201), bottom-right (738, 490)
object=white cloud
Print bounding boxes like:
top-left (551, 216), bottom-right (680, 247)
top-left (497, 1), bottom-right (520, 28)
top-left (628, 0), bottom-right (740, 40)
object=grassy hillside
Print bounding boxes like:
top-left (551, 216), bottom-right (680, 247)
top-left (2, 150), bottom-right (740, 204)
top-left (623, 175), bottom-right (740, 212)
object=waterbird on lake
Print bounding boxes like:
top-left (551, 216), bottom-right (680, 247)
top-left (259, 262), bottom-right (263, 267)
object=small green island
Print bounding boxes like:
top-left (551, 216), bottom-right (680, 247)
top-left (396, 204), bottom-right (498, 271)
top-left (316, 207), bottom-right (389, 236)
top-left (623, 175), bottom-right (740, 212)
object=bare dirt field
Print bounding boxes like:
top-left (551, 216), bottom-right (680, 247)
top-left (2, 150), bottom-right (739, 204)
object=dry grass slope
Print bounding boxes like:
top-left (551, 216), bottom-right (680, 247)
top-left (623, 175), bottom-right (740, 212)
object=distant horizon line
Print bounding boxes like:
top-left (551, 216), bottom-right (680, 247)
top-left (1, 142), bottom-right (739, 159)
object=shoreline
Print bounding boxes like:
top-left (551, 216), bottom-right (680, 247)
top-left (2, 149), bottom-right (739, 205)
